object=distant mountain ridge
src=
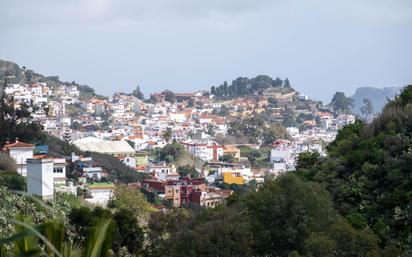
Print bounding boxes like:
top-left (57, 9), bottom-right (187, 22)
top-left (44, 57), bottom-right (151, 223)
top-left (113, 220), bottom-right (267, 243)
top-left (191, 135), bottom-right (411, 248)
top-left (350, 86), bottom-right (401, 115)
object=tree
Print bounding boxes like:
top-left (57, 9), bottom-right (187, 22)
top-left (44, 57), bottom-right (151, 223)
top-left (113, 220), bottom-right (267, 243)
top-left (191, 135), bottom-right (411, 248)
top-left (1, 215), bottom-right (114, 257)
top-left (177, 165), bottom-right (199, 178)
top-left (300, 85), bottom-right (412, 251)
top-left (360, 97), bottom-right (373, 120)
top-left (162, 128), bottom-right (172, 143)
top-left (146, 207), bottom-right (253, 257)
top-left (187, 98), bottom-right (195, 107)
top-left (113, 208), bottom-right (144, 255)
top-left (273, 76), bottom-right (283, 87)
top-left (219, 154), bottom-right (236, 163)
top-left (330, 92), bottom-right (354, 114)
top-left (245, 174), bottom-right (338, 256)
top-left (283, 78), bottom-right (291, 88)
top-left (217, 105), bottom-right (230, 117)
top-left (108, 184), bottom-right (153, 221)
top-left (211, 86), bottom-right (216, 95)
top-left (262, 123), bottom-right (288, 145)
top-left (0, 80), bottom-right (43, 146)
top-left (133, 85), bottom-right (144, 100)
top-left (156, 142), bottom-right (185, 163)
top-left (295, 151), bottom-right (320, 171)
top-left (163, 90), bottom-right (176, 103)
top-left (0, 152), bottom-right (17, 172)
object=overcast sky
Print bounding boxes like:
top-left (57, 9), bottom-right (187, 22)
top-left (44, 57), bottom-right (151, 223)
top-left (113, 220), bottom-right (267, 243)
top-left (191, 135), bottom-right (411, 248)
top-left (1, 0), bottom-right (411, 102)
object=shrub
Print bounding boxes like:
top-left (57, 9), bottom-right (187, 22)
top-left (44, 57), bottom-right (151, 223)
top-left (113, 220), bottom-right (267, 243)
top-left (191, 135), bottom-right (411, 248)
top-left (0, 152), bottom-right (17, 172)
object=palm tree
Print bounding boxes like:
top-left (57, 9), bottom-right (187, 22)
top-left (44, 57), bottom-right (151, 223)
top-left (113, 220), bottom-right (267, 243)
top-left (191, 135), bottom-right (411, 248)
top-left (0, 216), bottom-right (113, 257)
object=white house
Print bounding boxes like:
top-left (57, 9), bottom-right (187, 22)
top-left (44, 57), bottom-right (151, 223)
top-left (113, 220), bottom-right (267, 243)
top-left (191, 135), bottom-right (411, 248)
top-left (83, 166), bottom-right (103, 181)
top-left (146, 162), bottom-right (179, 181)
top-left (52, 158), bottom-right (67, 185)
top-left (85, 182), bottom-right (114, 206)
top-left (120, 156), bottom-right (136, 169)
top-left (181, 139), bottom-right (223, 161)
top-left (27, 158), bottom-right (54, 200)
top-left (169, 113), bottom-right (187, 123)
top-left (270, 140), bottom-right (295, 173)
top-left (3, 140), bottom-right (34, 176)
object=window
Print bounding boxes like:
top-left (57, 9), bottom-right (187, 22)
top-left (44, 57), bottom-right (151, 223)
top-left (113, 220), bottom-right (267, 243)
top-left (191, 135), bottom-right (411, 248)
top-left (53, 168), bottom-right (63, 173)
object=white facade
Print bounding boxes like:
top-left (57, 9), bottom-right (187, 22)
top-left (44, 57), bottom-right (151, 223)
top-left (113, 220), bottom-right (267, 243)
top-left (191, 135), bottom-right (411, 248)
top-left (8, 146), bottom-right (34, 177)
top-left (181, 139), bottom-right (223, 161)
top-left (169, 113), bottom-right (186, 122)
top-left (270, 141), bottom-right (295, 173)
top-left (52, 158), bottom-right (67, 185)
top-left (85, 184), bottom-right (114, 206)
top-left (121, 156), bottom-right (136, 169)
top-left (147, 163), bottom-right (178, 181)
top-left (83, 167), bottom-right (102, 181)
top-left (27, 158), bottom-right (54, 200)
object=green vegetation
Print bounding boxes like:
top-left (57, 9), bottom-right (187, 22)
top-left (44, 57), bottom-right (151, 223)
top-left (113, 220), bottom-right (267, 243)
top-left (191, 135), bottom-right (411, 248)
top-left (211, 75), bottom-right (292, 99)
top-left (107, 184), bottom-right (154, 220)
top-left (0, 171), bottom-right (26, 191)
top-left (144, 174), bottom-right (381, 257)
top-left (244, 147), bottom-right (271, 168)
top-left (360, 97), bottom-right (374, 119)
top-left (66, 104), bottom-right (86, 118)
top-left (86, 152), bottom-right (149, 183)
top-left (154, 142), bottom-right (185, 163)
top-left (0, 152), bottom-right (17, 172)
top-left (177, 165), bottom-right (199, 178)
top-left (219, 154), bottom-right (237, 163)
top-left (297, 85), bottom-right (412, 253)
top-left (330, 91), bottom-right (354, 114)
top-left (0, 59), bottom-right (106, 101)
top-left (132, 85), bottom-right (144, 100)
top-left (1, 59), bottom-right (411, 255)
top-left (228, 115), bottom-right (288, 144)
top-left (1, 215), bottom-right (114, 257)
top-left (0, 81), bottom-right (44, 146)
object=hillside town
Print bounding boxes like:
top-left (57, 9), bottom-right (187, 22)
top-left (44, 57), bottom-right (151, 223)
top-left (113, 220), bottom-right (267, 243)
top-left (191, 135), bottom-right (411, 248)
top-left (1, 0), bottom-right (410, 254)
top-left (1, 77), bottom-right (356, 208)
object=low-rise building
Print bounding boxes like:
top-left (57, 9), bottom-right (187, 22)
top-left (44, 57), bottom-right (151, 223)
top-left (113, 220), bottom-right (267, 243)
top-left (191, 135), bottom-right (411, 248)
top-left (27, 158), bottom-right (54, 200)
top-left (2, 139), bottom-right (34, 177)
top-left (85, 182), bottom-right (114, 206)
top-left (52, 158), bottom-right (67, 185)
top-left (181, 139), bottom-right (223, 161)
top-left (146, 162), bottom-right (179, 181)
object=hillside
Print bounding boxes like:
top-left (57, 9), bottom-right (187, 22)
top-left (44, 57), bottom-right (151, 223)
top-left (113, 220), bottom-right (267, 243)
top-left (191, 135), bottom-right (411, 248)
top-left (350, 86), bottom-right (400, 115)
top-left (0, 59), bottom-right (105, 100)
top-left (299, 84), bottom-right (412, 253)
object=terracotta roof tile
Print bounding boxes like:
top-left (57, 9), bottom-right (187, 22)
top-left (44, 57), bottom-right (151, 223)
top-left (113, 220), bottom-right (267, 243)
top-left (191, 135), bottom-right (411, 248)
top-left (4, 141), bottom-right (34, 148)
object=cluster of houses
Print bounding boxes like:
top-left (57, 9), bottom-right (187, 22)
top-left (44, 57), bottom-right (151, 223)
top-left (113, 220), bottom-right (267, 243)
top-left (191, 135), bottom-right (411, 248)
top-left (3, 81), bottom-right (357, 208)
top-left (2, 138), bottom-right (114, 205)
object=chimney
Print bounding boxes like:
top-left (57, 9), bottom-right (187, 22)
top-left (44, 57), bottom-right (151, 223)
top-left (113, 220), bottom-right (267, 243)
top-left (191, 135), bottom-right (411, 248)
top-left (15, 137), bottom-right (19, 143)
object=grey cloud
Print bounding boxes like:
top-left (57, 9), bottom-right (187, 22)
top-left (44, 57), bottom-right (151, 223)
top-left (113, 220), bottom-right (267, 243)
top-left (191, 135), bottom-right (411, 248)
top-left (0, 0), bottom-right (411, 102)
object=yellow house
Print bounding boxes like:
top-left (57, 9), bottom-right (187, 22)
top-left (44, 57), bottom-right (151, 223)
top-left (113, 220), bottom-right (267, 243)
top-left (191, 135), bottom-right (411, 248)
top-left (165, 184), bottom-right (181, 207)
top-left (223, 172), bottom-right (244, 185)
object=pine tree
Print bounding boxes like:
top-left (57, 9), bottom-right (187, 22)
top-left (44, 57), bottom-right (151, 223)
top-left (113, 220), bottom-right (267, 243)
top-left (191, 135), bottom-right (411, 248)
top-left (133, 85), bottom-right (144, 100)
